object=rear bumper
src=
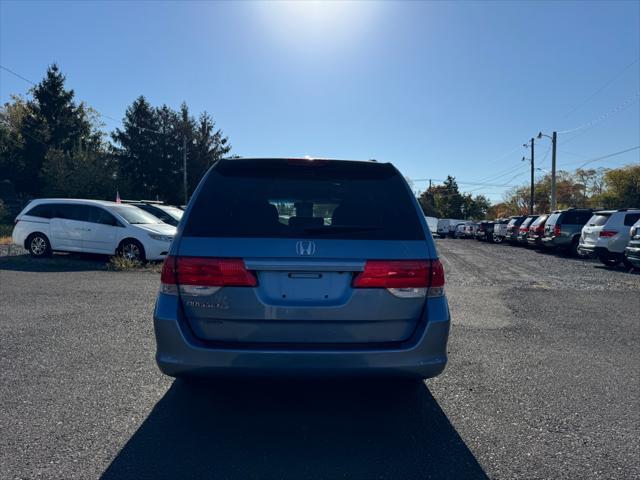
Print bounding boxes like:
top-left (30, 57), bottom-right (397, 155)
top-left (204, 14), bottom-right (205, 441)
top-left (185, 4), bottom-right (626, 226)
top-left (154, 295), bottom-right (450, 379)
top-left (625, 246), bottom-right (640, 266)
top-left (541, 237), bottom-right (565, 249)
top-left (578, 243), bottom-right (596, 256)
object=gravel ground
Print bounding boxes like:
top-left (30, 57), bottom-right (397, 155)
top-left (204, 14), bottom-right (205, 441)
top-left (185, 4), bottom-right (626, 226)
top-left (0, 241), bottom-right (638, 479)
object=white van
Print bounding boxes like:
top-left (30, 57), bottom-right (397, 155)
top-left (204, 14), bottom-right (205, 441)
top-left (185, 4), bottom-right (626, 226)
top-left (12, 198), bottom-right (177, 261)
top-left (436, 218), bottom-right (465, 238)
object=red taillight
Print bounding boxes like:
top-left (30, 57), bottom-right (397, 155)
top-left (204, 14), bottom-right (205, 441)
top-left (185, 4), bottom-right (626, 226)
top-left (160, 256), bottom-right (256, 288)
top-left (553, 225), bottom-right (561, 236)
top-left (519, 227), bottom-right (527, 233)
top-left (352, 259), bottom-right (445, 291)
top-left (599, 230), bottom-right (618, 237)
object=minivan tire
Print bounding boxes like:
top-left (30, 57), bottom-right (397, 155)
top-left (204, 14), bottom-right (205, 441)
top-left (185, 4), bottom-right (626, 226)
top-left (569, 237), bottom-right (580, 257)
top-left (117, 239), bottom-right (146, 262)
top-left (26, 233), bottom-right (52, 258)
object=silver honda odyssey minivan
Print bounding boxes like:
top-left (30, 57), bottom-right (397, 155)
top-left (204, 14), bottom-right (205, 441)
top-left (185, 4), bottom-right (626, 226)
top-left (154, 158), bottom-right (450, 378)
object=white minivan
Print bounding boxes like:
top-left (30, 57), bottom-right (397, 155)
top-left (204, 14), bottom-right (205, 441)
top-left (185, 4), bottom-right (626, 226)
top-left (12, 198), bottom-right (177, 261)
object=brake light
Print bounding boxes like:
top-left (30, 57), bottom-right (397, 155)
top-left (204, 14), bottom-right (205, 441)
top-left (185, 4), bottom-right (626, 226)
top-left (599, 230), bottom-right (618, 237)
top-left (352, 260), bottom-right (445, 298)
top-left (553, 225), bottom-right (561, 237)
top-left (160, 256), bottom-right (256, 294)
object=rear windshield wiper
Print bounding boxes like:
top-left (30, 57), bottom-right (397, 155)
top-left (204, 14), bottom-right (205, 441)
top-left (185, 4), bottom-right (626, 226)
top-left (301, 226), bottom-right (382, 235)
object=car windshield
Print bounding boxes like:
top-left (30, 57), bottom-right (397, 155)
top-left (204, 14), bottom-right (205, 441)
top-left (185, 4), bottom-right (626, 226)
top-left (111, 206), bottom-right (163, 225)
top-left (156, 205), bottom-right (184, 221)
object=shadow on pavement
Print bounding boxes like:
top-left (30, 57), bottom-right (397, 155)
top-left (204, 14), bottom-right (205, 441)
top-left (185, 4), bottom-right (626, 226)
top-left (101, 379), bottom-right (487, 480)
top-left (0, 252), bottom-right (108, 272)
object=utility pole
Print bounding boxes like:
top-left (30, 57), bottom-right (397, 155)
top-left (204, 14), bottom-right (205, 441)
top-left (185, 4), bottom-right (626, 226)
top-left (530, 138), bottom-right (535, 214)
top-left (182, 135), bottom-right (188, 205)
top-left (550, 131), bottom-right (557, 211)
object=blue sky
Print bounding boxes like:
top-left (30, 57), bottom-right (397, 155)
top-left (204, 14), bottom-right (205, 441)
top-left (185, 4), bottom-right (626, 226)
top-left (1, 0), bottom-right (639, 202)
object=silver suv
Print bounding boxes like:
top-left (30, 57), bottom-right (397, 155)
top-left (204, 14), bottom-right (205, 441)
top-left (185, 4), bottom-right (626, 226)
top-left (579, 209), bottom-right (640, 267)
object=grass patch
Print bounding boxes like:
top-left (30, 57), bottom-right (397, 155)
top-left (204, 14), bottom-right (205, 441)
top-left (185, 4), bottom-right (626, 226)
top-left (0, 236), bottom-right (12, 245)
top-left (107, 255), bottom-right (163, 273)
top-left (0, 223), bottom-right (13, 240)
top-left (107, 256), bottom-right (143, 271)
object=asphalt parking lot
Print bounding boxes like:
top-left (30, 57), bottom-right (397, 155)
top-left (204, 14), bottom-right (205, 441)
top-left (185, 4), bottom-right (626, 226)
top-left (0, 240), bottom-right (638, 480)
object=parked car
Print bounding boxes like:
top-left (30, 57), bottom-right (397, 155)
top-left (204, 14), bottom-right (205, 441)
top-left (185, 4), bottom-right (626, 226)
top-left (526, 214), bottom-right (549, 248)
top-left (454, 223), bottom-right (467, 238)
top-left (624, 219), bottom-right (640, 269)
top-left (155, 157), bottom-right (450, 379)
top-left (578, 208), bottom-right (640, 267)
top-left (123, 200), bottom-right (184, 227)
top-left (516, 215), bottom-right (539, 245)
top-left (542, 208), bottom-right (593, 256)
top-left (492, 218), bottom-right (510, 243)
top-left (505, 215), bottom-right (527, 243)
top-left (463, 222), bottom-right (478, 238)
top-left (12, 198), bottom-right (176, 261)
top-left (475, 221), bottom-right (495, 242)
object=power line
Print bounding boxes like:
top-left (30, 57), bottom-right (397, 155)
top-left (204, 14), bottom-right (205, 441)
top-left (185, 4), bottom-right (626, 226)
top-left (558, 91), bottom-right (640, 135)
top-left (561, 58), bottom-right (640, 119)
top-left (0, 65), bottom-right (36, 86)
top-left (572, 145), bottom-right (640, 170)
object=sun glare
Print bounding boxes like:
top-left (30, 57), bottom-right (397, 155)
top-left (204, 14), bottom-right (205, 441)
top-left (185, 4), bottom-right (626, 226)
top-left (254, 1), bottom-right (379, 54)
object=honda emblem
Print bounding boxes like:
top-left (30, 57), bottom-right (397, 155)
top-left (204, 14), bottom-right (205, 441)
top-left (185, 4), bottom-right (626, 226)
top-left (296, 240), bottom-right (316, 256)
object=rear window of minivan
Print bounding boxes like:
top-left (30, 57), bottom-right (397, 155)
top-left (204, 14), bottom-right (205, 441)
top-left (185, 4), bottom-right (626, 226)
top-left (184, 159), bottom-right (425, 240)
top-left (587, 214), bottom-right (611, 227)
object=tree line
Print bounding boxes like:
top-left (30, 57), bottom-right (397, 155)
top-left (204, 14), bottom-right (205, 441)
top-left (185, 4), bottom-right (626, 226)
top-left (0, 64), bottom-right (230, 211)
top-left (417, 176), bottom-right (491, 220)
top-left (490, 165), bottom-right (640, 218)
top-left (1, 65), bottom-right (637, 224)
top-left (416, 165), bottom-right (639, 221)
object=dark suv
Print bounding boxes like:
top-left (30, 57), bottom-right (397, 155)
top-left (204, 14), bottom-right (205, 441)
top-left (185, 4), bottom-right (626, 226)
top-left (542, 208), bottom-right (594, 256)
top-left (505, 216), bottom-right (527, 243)
top-left (475, 221), bottom-right (494, 242)
top-left (516, 215), bottom-right (539, 245)
top-left (526, 214), bottom-right (549, 248)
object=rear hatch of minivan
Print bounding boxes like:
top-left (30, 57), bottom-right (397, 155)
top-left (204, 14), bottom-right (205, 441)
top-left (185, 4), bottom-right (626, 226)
top-left (581, 212), bottom-right (613, 249)
top-left (166, 158), bottom-right (441, 346)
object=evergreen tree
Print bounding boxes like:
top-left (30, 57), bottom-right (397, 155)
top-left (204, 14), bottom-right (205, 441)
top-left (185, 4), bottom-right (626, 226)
top-left (111, 96), bottom-right (160, 199)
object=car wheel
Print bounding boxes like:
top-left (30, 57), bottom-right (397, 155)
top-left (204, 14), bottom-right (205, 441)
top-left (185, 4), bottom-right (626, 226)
top-left (569, 238), bottom-right (580, 257)
top-left (493, 235), bottom-right (503, 243)
top-left (118, 239), bottom-right (146, 262)
top-left (27, 233), bottom-right (52, 258)
top-left (599, 253), bottom-right (620, 267)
